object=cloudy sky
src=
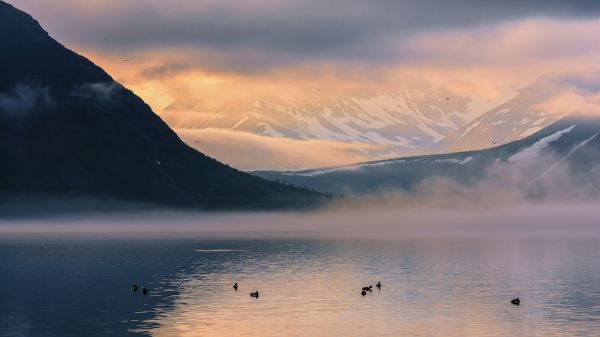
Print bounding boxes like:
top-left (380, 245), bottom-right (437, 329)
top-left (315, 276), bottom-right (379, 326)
top-left (8, 0), bottom-right (600, 168)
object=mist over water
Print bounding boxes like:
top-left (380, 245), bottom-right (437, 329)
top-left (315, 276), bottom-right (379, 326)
top-left (2, 202), bottom-right (600, 337)
top-left (2, 201), bottom-right (600, 239)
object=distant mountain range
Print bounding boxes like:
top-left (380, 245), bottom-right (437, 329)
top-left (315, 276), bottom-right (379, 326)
top-left (163, 89), bottom-right (498, 158)
top-left (166, 80), bottom-right (566, 164)
top-left (253, 116), bottom-right (600, 198)
top-left (0, 1), bottom-right (324, 209)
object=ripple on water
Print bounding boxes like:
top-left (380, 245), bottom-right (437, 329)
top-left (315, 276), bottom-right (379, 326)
top-left (1, 237), bottom-right (599, 337)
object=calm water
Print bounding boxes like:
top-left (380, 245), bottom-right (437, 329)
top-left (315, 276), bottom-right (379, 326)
top-left (1, 234), bottom-right (599, 336)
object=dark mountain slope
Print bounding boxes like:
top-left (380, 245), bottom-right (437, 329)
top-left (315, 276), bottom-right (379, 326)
top-left (0, 1), bottom-right (324, 209)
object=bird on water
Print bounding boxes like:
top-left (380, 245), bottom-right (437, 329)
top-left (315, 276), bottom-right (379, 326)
top-left (511, 298), bottom-right (520, 305)
top-left (376, 282), bottom-right (381, 290)
top-left (132, 284), bottom-right (139, 292)
top-left (250, 291), bottom-right (259, 298)
top-left (362, 286), bottom-right (373, 292)
top-left (142, 287), bottom-right (148, 296)
top-left (233, 283), bottom-right (238, 291)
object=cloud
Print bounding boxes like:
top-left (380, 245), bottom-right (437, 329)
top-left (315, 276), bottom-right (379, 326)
top-left (88, 17), bottom-right (600, 103)
top-left (70, 81), bottom-right (123, 103)
top-left (175, 128), bottom-right (385, 170)
top-left (530, 73), bottom-right (600, 117)
top-left (11, 0), bottom-right (600, 71)
top-left (534, 92), bottom-right (600, 117)
top-left (0, 84), bottom-right (52, 116)
top-left (138, 63), bottom-right (193, 80)
top-left (11, 1), bottom-right (600, 92)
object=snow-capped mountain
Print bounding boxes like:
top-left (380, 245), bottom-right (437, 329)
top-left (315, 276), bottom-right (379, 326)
top-left (438, 80), bottom-right (570, 153)
top-left (162, 76), bottom-right (584, 171)
top-left (161, 90), bottom-right (499, 158)
top-left (253, 115), bottom-right (600, 196)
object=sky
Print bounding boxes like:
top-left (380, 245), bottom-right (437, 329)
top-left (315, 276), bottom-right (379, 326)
top-left (8, 0), bottom-right (600, 169)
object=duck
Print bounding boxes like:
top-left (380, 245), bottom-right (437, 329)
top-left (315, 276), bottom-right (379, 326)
top-left (361, 290), bottom-right (367, 296)
top-left (233, 283), bottom-right (238, 291)
top-left (376, 282), bottom-right (381, 290)
top-left (132, 284), bottom-right (139, 292)
top-left (250, 291), bottom-right (259, 298)
top-left (142, 287), bottom-right (148, 296)
top-left (362, 286), bottom-right (373, 292)
top-left (511, 298), bottom-right (520, 306)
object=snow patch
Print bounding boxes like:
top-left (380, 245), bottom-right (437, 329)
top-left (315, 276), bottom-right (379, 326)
top-left (459, 120), bottom-right (481, 138)
top-left (539, 132), bottom-right (598, 178)
top-left (232, 116), bottom-right (249, 130)
top-left (509, 125), bottom-right (576, 163)
top-left (288, 159), bottom-right (407, 177)
top-left (459, 156), bottom-right (474, 165)
top-left (432, 158), bottom-right (461, 164)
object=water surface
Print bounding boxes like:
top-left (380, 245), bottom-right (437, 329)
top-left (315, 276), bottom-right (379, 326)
top-left (1, 231), bottom-right (599, 336)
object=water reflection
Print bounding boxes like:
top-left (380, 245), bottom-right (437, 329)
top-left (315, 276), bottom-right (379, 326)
top-left (140, 239), bottom-right (600, 337)
top-left (1, 237), bottom-right (599, 336)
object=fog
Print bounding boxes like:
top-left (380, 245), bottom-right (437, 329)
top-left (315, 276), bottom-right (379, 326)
top-left (176, 128), bottom-right (383, 171)
top-left (2, 137), bottom-right (599, 239)
top-left (2, 198), bottom-right (600, 240)
top-left (0, 84), bottom-right (53, 116)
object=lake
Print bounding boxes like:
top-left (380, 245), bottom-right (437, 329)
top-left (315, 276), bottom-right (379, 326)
top-left (1, 224), bottom-right (599, 337)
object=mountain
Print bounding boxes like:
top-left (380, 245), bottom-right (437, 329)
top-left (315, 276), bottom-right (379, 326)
top-left (439, 83), bottom-right (565, 153)
top-left (166, 76), bottom-right (586, 171)
top-left (162, 89), bottom-right (497, 159)
top-left (253, 115), bottom-right (600, 197)
top-left (0, 1), bottom-right (324, 209)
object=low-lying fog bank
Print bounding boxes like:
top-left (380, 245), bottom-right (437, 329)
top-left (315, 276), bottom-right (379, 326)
top-left (1, 200), bottom-right (599, 239)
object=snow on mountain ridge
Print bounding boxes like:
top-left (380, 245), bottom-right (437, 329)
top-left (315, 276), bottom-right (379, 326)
top-left (439, 89), bottom-right (565, 153)
top-left (509, 125), bottom-right (575, 162)
top-left (162, 90), bottom-right (494, 158)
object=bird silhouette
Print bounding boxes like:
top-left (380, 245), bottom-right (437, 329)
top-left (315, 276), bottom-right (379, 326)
top-left (511, 298), bottom-right (520, 305)
top-left (250, 291), bottom-right (259, 298)
top-left (132, 284), bottom-right (139, 292)
top-left (361, 290), bottom-right (367, 296)
top-left (376, 282), bottom-right (381, 290)
top-left (362, 286), bottom-right (373, 292)
top-left (233, 283), bottom-right (238, 291)
top-left (142, 287), bottom-right (148, 296)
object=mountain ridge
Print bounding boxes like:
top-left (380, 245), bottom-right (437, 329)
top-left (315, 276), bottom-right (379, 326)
top-left (163, 89), bottom-right (500, 159)
top-left (253, 115), bottom-right (600, 198)
top-left (0, 0), bottom-right (325, 210)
